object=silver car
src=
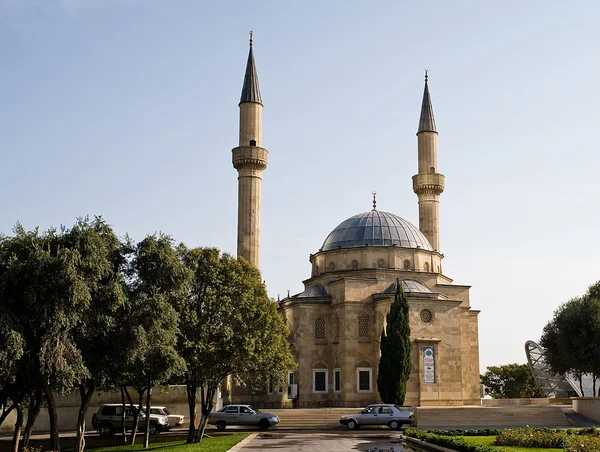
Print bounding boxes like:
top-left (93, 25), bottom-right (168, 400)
top-left (208, 404), bottom-right (280, 430)
top-left (340, 404), bottom-right (414, 430)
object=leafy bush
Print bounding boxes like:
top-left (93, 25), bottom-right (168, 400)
top-left (424, 428), bottom-right (500, 436)
top-left (565, 434), bottom-right (600, 452)
top-left (403, 430), bottom-right (495, 452)
top-left (496, 427), bottom-right (566, 448)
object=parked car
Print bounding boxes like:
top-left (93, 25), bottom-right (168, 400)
top-left (91, 403), bottom-right (171, 436)
top-left (339, 404), bottom-right (414, 430)
top-left (148, 406), bottom-right (185, 426)
top-left (208, 404), bottom-right (280, 430)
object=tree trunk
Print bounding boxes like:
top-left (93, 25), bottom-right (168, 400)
top-left (129, 389), bottom-right (144, 446)
top-left (21, 390), bottom-right (43, 451)
top-left (74, 381), bottom-right (95, 452)
top-left (194, 386), bottom-right (215, 443)
top-left (0, 402), bottom-right (16, 428)
top-left (11, 404), bottom-right (23, 452)
top-left (143, 383), bottom-right (151, 449)
top-left (186, 382), bottom-right (197, 444)
top-left (42, 378), bottom-right (61, 452)
top-left (120, 386), bottom-right (129, 445)
top-left (579, 374), bottom-right (585, 397)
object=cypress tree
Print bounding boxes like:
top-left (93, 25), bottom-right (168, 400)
top-left (377, 278), bottom-right (412, 405)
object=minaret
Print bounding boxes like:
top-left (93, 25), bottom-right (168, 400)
top-left (412, 71), bottom-right (445, 252)
top-left (232, 32), bottom-right (268, 268)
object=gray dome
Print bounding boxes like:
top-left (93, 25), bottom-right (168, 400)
top-left (321, 211), bottom-right (433, 252)
top-left (384, 279), bottom-right (432, 294)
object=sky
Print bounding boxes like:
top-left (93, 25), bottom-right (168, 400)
top-left (1, 0), bottom-right (599, 372)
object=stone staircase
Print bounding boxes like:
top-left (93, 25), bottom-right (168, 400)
top-left (267, 408), bottom-right (350, 428)
top-left (415, 405), bottom-right (572, 428)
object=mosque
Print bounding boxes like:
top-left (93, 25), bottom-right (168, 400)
top-left (223, 36), bottom-right (481, 408)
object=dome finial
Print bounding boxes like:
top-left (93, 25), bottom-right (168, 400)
top-left (249, 31), bottom-right (253, 47)
top-left (372, 191), bottom-right (377, 211)
top-left (425, 68), bottom-right (428, 82)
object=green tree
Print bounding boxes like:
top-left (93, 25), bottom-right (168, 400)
top-left (377, 279), bottom-right (411, 405)
top-left (121, 234), bottom-right (187, 448)
top-left (540, 282), bottom-right (600, 396)
top-left (480, 363), bottom-right (539, 398)
top-left (0, 224), bottom-right (91, 452)
top-left (177, 248), bottom-right (295, 443)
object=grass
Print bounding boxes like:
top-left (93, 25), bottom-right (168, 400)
top-left (88, 434), bottom-right (250, 452)
top-left (461, 436), bottom-right (564, 452)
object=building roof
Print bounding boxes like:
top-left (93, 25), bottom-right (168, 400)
top-left (320, 210), bottom-right (433, 252)
top-left (418, 72), bottom-right (436, 133)
top-left (239, 38), bottom-right (262, 105)
top-left (384, 279), bottom-right (432, 294)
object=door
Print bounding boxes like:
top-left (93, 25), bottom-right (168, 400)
top-left (360, 405), bottom-right (379, 425)
top-left (222, 405), bottom-right (240, 425)
top-left (238, 406), bottom-right (256, 426)
top-left (377, 405), bottom-right (394, 425)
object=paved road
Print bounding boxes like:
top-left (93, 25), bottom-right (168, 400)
top-left (235, 432), bottom-right (414, 451)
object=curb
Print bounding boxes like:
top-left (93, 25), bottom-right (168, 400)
top-left (227, 432), bottom-right (258, 451)
top-left (401, 435), bottom-right (455, 452)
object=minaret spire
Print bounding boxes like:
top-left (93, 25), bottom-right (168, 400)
top-left (232, 34), bottom-right (268, 269)
top-left (413, 71), bottom-right (444, 253)
top-left (240, 31), bottom-right (262, 105)
top-left (418, 69), bottom-right (437, 133)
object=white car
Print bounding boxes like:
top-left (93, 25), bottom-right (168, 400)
top-left (149, 406), bottom-right (185, 426)
top-left (340, 404), bottom-right (414, 430)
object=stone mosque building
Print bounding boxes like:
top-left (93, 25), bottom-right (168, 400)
top-left (224, 36), bottom-right (481, 408)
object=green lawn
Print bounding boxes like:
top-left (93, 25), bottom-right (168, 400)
top-left (461, 436), bottom-right (564, 452)
top-left (88, 434), bottom-right (250, 452)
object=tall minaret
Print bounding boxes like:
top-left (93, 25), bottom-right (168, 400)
top-left (232, 32), bottom-right (268, 268)
top-left (412, 71), bottom-right (445, 252)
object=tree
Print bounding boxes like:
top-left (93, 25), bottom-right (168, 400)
top-left (540, 282), bottom-right (600, 396)
top-left (120, 234), bottom-right (187, 448)
top-left (377, 279), bottom-right (411, 405)
top-left (480, 363), bottom-right (539, 398)
top-left (177, 248), bottom-right (295, 443)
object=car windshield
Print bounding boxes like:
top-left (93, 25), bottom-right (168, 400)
top-left (163, 408), bottom-right (171, 415)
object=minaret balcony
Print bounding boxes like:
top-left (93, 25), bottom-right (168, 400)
top-left (412, 173), bottom-right (445, 195)
top-left (232, 146), bottom-right (268, 171)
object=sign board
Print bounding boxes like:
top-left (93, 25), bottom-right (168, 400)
top-left (422, 346), bottom-right (435, 384)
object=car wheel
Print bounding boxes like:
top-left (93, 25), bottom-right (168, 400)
top-left (149, 423), bottom-right (158, 435)
top-left (346, 419), bottom-right (358, 430)
top-left (98, 425), bottom-right (114, 437)
top-left (258, 419), bottom-right (270, 430)
top-left (216, 421), bottom-right (226, 431)
top-left (389, 420), bottom-right (402, 430)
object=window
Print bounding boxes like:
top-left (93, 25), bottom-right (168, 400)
top-left (358, 315), bottom-right (369, 338)
top-left (315, 317), bottom-right (326, 340)
top-left (424, 262), bottom-right (429, 272)
top-left (224, 406), bottom-right (239, 413)
top-left (403, 259), bottom-right (411, 270)
top-left (377, 258), bottom-right (385, 268)
top-left (329, 262), bottom-right (335, 271)
top-left (379, 406), bottom-right (393, 414)
top-left (240, 406), bottom-right (252, 414)
top-left (288, 371), bottom-right (295, 385)
top-left (351, 259), bottom-right (359, 270)
top-left (313, 362), bottom-right (328, 393)
top-left (334, 368), bottom-right (341, 392)
top-left (420, 309), bottom-right (433, 323)
top-left (249, 139), bottom-right (256, 146)
top-left (357, 367), bottom-right (372, 393)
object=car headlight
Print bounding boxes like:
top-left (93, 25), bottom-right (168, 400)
top-left (270, 416), bottom-right (279, 421)
top-left (158, 418), bottom-right (167, 424)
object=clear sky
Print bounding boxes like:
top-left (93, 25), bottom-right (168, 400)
top-left (1, 0), bottom-right (599, 372)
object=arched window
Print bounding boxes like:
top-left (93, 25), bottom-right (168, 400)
top-left (351, 259), bottom-right (359, 270)
top-left (429, 166), bottom-right (435, 173)
top-left (334, 314), bottom-right (340, 340)
top-left (403, 259), bottom-right (411, 270)
top-left (328, 262), bottom-right (335, 271)
top-left (315, 317), bottom-right (326, 340)
top-left (424, 262), bottom-right (429, 272)
top-left (377, 258), bottom-right (385, 268)
top-left (358, 315), bottom-right (369, 338)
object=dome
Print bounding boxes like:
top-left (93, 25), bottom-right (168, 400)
top-left (321, 211), bottom-right (433, 252)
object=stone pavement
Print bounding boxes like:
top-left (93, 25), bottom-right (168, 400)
top-left (233, 432), bottom-right (412, 451)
